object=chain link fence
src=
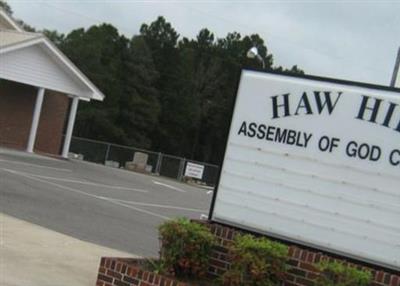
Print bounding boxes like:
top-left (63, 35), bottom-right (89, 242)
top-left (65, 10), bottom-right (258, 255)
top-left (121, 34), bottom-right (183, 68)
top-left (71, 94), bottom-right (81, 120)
top-left (68, 136), bottom-right (220, 187)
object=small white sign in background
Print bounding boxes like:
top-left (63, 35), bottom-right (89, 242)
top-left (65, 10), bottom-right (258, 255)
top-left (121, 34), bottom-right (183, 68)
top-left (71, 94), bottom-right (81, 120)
top-left (184, 162), bottom-right (204, 180)
top-left (211, 70), bottom-right (400, 270)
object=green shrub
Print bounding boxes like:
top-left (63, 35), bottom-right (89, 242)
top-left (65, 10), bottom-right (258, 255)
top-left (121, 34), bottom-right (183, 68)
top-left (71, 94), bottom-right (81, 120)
top-left (145, 258), bottom-right (167, 275)
top-left (158, 218), bottom-right (215, 278)
top-left (221, 234), bottom-right (289, 286)
top-left (314, 260), bottom-right (372, 286)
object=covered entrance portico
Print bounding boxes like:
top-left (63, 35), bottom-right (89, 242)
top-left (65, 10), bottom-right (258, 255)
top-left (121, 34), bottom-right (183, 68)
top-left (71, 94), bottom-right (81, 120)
top-left (24, 85), bottom-right (80, 158)
top-left (0, 10), bottom-right (104, 157)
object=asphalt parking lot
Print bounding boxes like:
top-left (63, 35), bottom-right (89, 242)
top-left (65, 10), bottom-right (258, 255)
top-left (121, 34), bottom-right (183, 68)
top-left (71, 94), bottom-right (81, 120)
top-left (0, 148), bottom-right (212, 257)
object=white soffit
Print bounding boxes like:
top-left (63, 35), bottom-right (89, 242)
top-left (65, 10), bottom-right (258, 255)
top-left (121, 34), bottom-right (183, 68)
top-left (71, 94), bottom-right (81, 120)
top-left (0, 44), bottom-right (92, 98)
top-left (0, 30), bottom-right (39, 48)
top-left (0, 31), bottom-right (104, 101)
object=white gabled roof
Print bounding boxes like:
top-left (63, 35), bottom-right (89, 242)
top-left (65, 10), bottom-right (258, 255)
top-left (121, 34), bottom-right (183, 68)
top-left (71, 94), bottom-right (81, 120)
top-left (0, 9), bottom-right (104, 101)
top-left (0, 29), bottom-right (40, 48)
top-left (0, 9), bottom-right (23, 31)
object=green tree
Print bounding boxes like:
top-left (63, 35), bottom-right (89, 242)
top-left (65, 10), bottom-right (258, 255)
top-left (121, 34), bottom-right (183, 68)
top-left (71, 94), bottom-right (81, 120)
top-left (61, 24), bottom-right (127, 142)
top-left (0, 0), bottom-right (12, 14)
top-left (58, 23), bottom-right (163, 149)
top-left (140, 16), bottom-right (194, 156)
top-left (116, 35), bottom-right (160, 148)
top-left (176, 29), bottom-right (227, 161)
top-left (194, 31), bottom-right (274, 163)
top-left (42, 29), bottom-right (65, 47)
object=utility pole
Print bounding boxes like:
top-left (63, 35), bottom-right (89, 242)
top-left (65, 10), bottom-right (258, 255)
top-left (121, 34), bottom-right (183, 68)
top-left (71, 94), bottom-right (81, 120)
top-left (390, 47), bottom-right (400, 88)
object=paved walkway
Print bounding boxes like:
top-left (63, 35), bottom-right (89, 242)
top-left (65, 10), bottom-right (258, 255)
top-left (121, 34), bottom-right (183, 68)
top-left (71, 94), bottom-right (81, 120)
top-left (0, 213), bottom-right (137, 286)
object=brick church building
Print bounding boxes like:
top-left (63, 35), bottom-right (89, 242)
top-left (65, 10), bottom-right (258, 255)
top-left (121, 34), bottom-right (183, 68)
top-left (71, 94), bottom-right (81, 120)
top-left (0, 9), bottom-right (104, 157)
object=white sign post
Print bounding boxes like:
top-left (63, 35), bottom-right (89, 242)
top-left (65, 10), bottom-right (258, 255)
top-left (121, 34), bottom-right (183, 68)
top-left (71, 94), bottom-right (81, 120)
top-left (210, 70), bottom-right (400, 270)
top-left (184, 162), bottom-right (205, 180)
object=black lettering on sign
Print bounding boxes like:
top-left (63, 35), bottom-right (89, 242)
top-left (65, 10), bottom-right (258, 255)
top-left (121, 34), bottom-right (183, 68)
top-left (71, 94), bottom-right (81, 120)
top-left (389, 149), bottom-right (400, 166)
top-left (287, 130), bottom-right (297, 145)
top-left (319, 136), bottom-right (340, 153)
top-left (345, 141), bottom-right (381, 162)
top-left (346, 141), bottom-right (358, 157)
top-left (294, 92), bottom-right (313, 115)
top-left (271, 91), bottom-right (342, 119)
top-left (356, 95), bottom-right (382, 123)
top-left (248, 122), bottom-right (257, 138)
top-left (314, 91), bottom-right (342, 114)
top-left (356, 95), bottom-right (400, 133)
top-left (257, 124), bottom-right (266, 139)
top-left (236, 121), bottom-right (312, 148)
top-left (303, 133), bottom-right (313, 148)
top-left (382, 102), bottom-right (398, 127)
top-left (238, 121), bottom-right (247, 136)
top-left (266, 126), bottom-right (275, 141)
top-left (318, 136), bottom-right (331, 152)
top-left (271, 93), bottom-right (290, 119)
top-left (275, 128), bottom-right (287, 143)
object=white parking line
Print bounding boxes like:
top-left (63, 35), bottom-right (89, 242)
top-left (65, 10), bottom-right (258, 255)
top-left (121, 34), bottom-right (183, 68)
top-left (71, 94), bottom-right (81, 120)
top-left (110, 199), bottom-right (206, 213)
top-left (102, 199), bottom-right (170, 220)
top-left (14, 172), bottom-right (148, 193)
top-left (2, 168), bottom-right (169, 220)
top-left (0, 159), bottom-right (71, 172)
top-left (152, 181), bottom-right (186, 193)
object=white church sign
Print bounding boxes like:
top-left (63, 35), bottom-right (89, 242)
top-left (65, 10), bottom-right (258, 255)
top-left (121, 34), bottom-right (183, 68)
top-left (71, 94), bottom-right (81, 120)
top-left (210, 70), bottom-right (400, 270)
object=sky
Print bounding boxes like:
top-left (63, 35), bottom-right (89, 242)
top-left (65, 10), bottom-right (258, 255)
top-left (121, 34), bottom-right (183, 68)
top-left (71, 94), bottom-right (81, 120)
top-left (7, 0), bottom-right (400, 87)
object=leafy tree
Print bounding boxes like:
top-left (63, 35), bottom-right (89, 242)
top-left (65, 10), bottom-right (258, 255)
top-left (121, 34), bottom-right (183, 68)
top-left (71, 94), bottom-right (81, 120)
top-left (176, 29), bottom-right (226, 161)
top-left (140, 16), bottom-right (179, 51)
top-left (60, 24), bottom-right (127, 142)
top-left (58, 24), bottom-right (163, 149)
top-left (116, 35), bottom-right (160, 148)
top-left (0, 0), bottom-right (12, 14)
top-left (42, 29), bottom-right (65, 47)
top-left (140, 17), bottom-right (193, 156)
top-left (17, 20), bottom-right (35, 32)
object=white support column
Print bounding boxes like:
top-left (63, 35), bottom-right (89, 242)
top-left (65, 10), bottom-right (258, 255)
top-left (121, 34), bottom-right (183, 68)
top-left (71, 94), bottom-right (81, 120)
top-left (26, 87), bottom-right (45, 153)
top-left (62, 96), bottom-right (79, 158)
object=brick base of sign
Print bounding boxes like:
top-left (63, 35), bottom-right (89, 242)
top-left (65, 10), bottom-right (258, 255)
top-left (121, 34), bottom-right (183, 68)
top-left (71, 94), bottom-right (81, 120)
top-left (201, 220), bottom-right (399, 286)
top-left (96, 258), bottom-right (199, 286)
top-left (96, 221), bottom-right (400, 286)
